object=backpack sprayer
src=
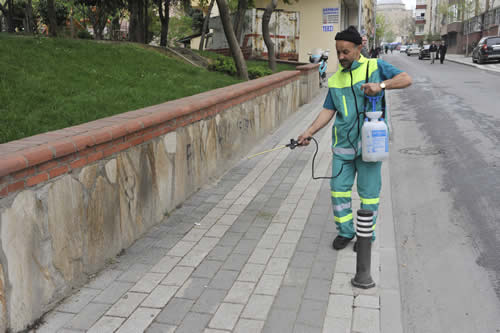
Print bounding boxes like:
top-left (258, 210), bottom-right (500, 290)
top-left (246, 92), bottom-right (389, 178)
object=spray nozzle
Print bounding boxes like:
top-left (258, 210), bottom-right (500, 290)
top-left (366, 90), bottom-right (385, 113)
top-left (287, 138), bottom-right (300, 149)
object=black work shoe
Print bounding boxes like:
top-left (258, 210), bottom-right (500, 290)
top-left (332, 235), bottom-right (354, 250)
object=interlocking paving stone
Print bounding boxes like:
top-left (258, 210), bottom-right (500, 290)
top-left (192, 289), bottom-right (227, 314)
top-left (208, 303), bottom-right (244, 330)
top-left (56, 288), bottom-right (100, 313)
top-left (87, 269), bottom-right (124, 290)
top-left (263, 257), bottom-right (289, 276)
top-left (234, 319), bottom-right (265, 333)
top-left (209, 270), bottom-right (239, 290)
top-left (115, 307), bottom-right (160, 333)
top-left (207, 246), bottom-right (233, 261)
top-left (105, 292), bottom-right (148, 317)
top-left (310, 260), bottom-right (336, 280)
top-left (155, 298), bottom-right (195, 325)
top-left (296, 299), bottom-right (328, 328)
top-left (141, 285), bottom-right (179, 308)
top-left (303, 278), bottom-right (331, 302)
top-left (222, 253), bottom-right (250, 271)
top-left (243, 226), bottom-right (267, 240)
top-left (145, 323), bottom-right (177, 333)
top-left (254, 274), bottom-right (283, 296)
top-left (274, 286), bottom-right (304, 311)
top-left (175, 312), bottom-right (212, 333)
top-left (238, 263), bottom-right (266, 283)
top-left (262, 308), bottom-right (297, 333)
top-left (241, 294), bottom-right (275, 320)
top-left (37, 312), bottom-right (75, 333)
top-left (116, 263), bottom-right (153, 283)
top-left (63, 302), bottom-right (110, 330)
top-left (130, 273), bottom-right (166, 293)
top-left (224, 281), bottom-right (255, 304)
top-left (92, 281), bottom-right (134, 305)
top-left (161, 266), bottom-right (195, 286)
top-left (248, 248), bottom-right (273, 265)
top-left (175, 277), bottom-right (210, 300)
top-left (87, 316), bottom-right (125, 333)
top-left (352, 307), bottom-right (380, 333)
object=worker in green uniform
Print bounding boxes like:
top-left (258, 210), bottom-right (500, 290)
top-left (298, 26), bottom-right (412, 250)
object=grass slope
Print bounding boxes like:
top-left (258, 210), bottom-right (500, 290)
top-left (0, 34), bottom-right (243, 144)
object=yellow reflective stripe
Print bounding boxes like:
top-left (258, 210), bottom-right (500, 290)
top-left (342, 95), bottom-right (348, 116)
top-left (335, 213), bottom-right (353, 223)
top-left (328, 57), bottom-right (379, 89)
top-left (334, 126), bottom-right (338, 147)
top-left (331, 191), bottom-right (351, 198)
top-left (360, 197), bottom-right (380, 205)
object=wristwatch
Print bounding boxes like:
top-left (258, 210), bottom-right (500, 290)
top-left (380, 82), bottom-right (386, 89)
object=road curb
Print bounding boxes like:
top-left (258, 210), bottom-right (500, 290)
top-left (446, 57), bottom-right (500, 73)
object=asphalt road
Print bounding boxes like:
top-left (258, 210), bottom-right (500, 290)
top-left (384, 53), bottom-right (500, 333)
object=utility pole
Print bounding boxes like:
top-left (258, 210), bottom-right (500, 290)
top-left (373, 0), bottom-right (377, 47)
top-left (358, 0), bottom-right (363, 32)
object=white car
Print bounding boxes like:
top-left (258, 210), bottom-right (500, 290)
top-left (400, 45), bottom-right (408, 53)
top-left (406, 45), bottom-right (420, 56)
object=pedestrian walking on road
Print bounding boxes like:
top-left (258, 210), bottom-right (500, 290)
top-left (438, 41), bottom-right (447, 64)
top-left (429, 41), bottom-right (438, 64)
top-left (297, 26), bottom-right (412, 250)
top-left (361, 35), bottom-right (370, 58)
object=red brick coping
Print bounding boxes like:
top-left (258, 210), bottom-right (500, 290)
top-left (0, 69), bottom-right (313, 198)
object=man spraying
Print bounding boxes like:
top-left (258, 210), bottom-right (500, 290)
top-left (298, 26), bottom-right (412, 250)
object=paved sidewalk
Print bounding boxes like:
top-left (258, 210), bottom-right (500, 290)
top-left (36, 89), bottom-right (402, 333)
top-left (445, 53), bottom-right (500, 73)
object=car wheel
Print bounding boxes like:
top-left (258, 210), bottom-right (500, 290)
top-left (478, 56), bottom-right (484, 64)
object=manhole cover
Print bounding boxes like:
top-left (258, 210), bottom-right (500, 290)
top-left (399, 146), bottom-right (444, 156)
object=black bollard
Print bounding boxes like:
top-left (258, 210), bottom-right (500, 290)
top-left (351, 209), bottom-right (376, 289)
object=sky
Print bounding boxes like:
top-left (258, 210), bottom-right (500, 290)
top-left (402, 0), bottom-right (416, 11)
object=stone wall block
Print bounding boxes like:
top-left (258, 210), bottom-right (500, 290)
top-left (86, 175), bottom-right (121, 272)
top-left (0, 264), bottom-right (7, 333)
top-left (78, 164), bottom-right (99, 190)
top-left (1, 190), bottom-right (55, 332)
top-left (174, 127), bottom-right (190, 207)
top-left (48, 175), bottom-right (86, 282)
top-left (152, 140), bottom-right (175, 222)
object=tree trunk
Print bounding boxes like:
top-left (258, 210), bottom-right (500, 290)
top-left (262, 0), bottom-right (277, 72)
top-left (159, 0), bottom-right (170, 47)
top-left (233, 0), bottom-right (248, 44)
top-left (47, 0), bottom-right (57, 36)
top-left (2, 0), bottom-right (15, 33)
top-left (199, 0), bottom-right (215, 50)
top-left (129, 0), bottom-right (145, 43)
top-left (24, 0), bottom-right (34, 33)
top-left (216, 0), bottom-right (248, 80)
top-left (144, 0), bottom-right (149, 43)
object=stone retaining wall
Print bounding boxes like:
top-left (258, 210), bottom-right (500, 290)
top-left (0, 65), bottom-right (319, 332)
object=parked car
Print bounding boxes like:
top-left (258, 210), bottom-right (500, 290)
top-left (406, 44), bottom-right (420, 56)
top-left (400, 45), bottom-right (408, 53)
top-left (472, 36), bottom-right (500, 64)
top-left (418, 45), bottom-right (430, 59)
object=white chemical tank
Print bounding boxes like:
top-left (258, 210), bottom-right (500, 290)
top-left (361, 111), bottom-right (389, 162)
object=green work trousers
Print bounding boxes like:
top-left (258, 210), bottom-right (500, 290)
top-left (330, 156), bottom-right (382, 239)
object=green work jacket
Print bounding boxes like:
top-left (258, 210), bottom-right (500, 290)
top-left (327, 55), bottom-right (384, 160)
